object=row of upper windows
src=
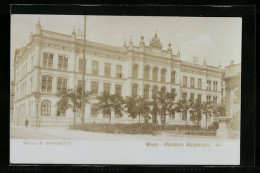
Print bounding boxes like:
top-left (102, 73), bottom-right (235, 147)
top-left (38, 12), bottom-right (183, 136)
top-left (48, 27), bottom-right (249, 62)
top-left (134, 65), bottom-right (177, 83)
top-left (42, 53), bottom-right (68, 70)
top-left (181, 92), bottom-right (218, 104)
top-left (182, 76), bottom-right (218, 91)
top-left (42, 53), bottom-right (124, 79)
top-left (41, 76), bottom-right (122, 96)
top-left (132, 83), bottom-right (177, 100)
top-left (42, 53), bottom-right (178, 82)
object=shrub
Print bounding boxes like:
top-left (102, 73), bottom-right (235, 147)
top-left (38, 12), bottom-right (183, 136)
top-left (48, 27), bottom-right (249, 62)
top-left (208, 121), bottom-right (219, 130)
top-left (185, 130), bottom-right (216, 136)
top-left (69, 123), bottom-right (157, 135)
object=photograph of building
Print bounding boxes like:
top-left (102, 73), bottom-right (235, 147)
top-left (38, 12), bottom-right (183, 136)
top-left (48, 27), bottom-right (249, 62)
top-left (12, 18), bottom-right (229, 128)
top-left (10, 13), bottom-right (242, 165)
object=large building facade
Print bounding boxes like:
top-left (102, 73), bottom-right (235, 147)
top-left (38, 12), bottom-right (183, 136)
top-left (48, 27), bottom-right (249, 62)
top-left (12, 20), bottom-right (224, 127)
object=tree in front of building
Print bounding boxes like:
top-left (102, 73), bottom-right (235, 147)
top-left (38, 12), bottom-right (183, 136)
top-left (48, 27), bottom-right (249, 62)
top-left (56, 87), bottom-right (90, 125)
top-left (125, 96), bottom-right (151, 124)
top-left (202, 101), bottom-right (214, 129)
top-left (97, 93), bottom-right (125, 125)
top-left (212, 103), bottom-right (225, 119)
top-left (175, 99), bottom-right (191, 125)
top-left (124, 96), bottom-right (138, 120)
top-left (150, 97), bottom-right (159, 124)
top-left (153, 91), bottom-right (177, 125)
top-left (136, 97), bottom-right (151, 123)
top-left (189, 99), bottom-right (203, 127)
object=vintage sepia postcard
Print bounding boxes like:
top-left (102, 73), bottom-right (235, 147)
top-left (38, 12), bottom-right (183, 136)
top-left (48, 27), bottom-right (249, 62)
top-left (10, 15), bottom-right (241, 165)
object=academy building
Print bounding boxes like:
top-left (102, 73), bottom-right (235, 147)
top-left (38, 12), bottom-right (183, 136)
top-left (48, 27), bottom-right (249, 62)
top-left (12, 20), bottom-right (225, 127)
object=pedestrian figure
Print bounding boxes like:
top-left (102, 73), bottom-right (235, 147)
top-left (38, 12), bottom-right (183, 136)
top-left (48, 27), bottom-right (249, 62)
top-left (25, 119), bottom-right (29, 128)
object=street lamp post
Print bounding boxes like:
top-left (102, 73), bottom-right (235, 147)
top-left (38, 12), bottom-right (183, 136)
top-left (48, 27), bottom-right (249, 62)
top-left (34, 92), bottom-right (40, 130)
top-left (81, 15), bottom-right (87, 125)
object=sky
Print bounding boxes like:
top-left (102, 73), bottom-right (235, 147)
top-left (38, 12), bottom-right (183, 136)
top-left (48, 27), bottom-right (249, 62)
top-left (11, 15), bottom-right (242, 80)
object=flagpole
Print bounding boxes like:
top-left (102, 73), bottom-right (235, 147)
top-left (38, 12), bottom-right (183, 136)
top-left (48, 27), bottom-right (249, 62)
top-left (81, 15), bottom-right (86, 125)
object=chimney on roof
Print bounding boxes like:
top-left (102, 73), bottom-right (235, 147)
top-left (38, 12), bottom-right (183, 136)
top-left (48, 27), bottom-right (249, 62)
top-left (230, 60), bottom-right (234, 65)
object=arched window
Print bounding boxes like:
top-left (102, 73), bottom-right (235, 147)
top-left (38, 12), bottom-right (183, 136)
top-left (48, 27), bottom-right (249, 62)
top-left (132, 64), bottom-right (138, 79)
top-left (152, 85), bottom-right (158, 99)
top-left (132, 84), bottom-right (138, 98)
top-left (160, 87), bottom-right (166, 98)
top-left (144, 65), bottom-right (150, 80)
top-left (171, 71), bottom-right (176, 84)
top-left (144, 84), bottom-right (150, 99)
top-left (41, 100), bottom-right (51, 116)
top-left (161, 68), bottom-right (167, 83)
top-left (153, 67), bottom-right (158, 81)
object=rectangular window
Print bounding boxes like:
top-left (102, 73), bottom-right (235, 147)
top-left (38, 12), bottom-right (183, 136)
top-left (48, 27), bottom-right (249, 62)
top-left (213, 96), bottom-right (218, 105)
top-left (91, 104), bottom-right (98, 118)
top-left (103, 83), bottom-right (110, 95)
top-left (132, 84), bottom-right (138, 98)
top-left (190, 93), bottom-right (194, 101)
top-left (116, 65), bottom-right (122, 79)
top-left (183, 76), bottom-right (187, 87)
top-left (207, 95), bottom-right (211, 102)
top-left (115, 84), bottom-right (122, 96)
top-left (104, 63), bottom-right (111, 77)
top-left (57, 78), bottom-right (67, 92)
top-left (42, 76), bottom-right (52, 92)
top-left (190, 78), bottom-right (195, 88)
top-left (43, 53), bottom-right (53, 68)
top-left (182, 92), bottom-right (187, 101)
top-left (207, 80), bottom-right (211, 90)
top-left (182, 111), bottom-right (187, 121)
top-left (198, 79), bottom-right (202, 89)
top-left (213, 81), bottom-right (218, 91)
top-left (197, 94), bottom-right (202, 102)
top-left (91, 81), bottom-right (99, 96)
top-left (79, 59), bottom-right (86, 73)
top-left (171, 71), bottom-right (176, 84)
top-left (92, 61), bottom-right (99, 75)
top-left (58, 55), bottom-right (68, 70)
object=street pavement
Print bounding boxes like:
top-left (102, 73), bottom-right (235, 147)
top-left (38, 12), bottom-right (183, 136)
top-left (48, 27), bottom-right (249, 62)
top-left (10, 126), bottom-right (239, 142)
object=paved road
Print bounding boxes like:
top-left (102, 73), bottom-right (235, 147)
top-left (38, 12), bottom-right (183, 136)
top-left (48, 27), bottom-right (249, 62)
top-left (10, 127), bottom-right (69, 140)
top-left (10, 126), bottom-right (239, 142)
